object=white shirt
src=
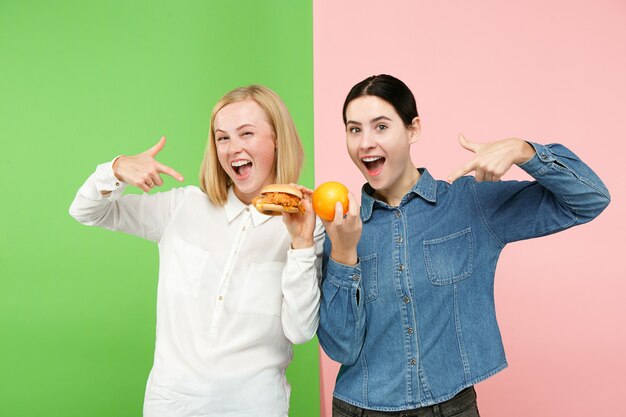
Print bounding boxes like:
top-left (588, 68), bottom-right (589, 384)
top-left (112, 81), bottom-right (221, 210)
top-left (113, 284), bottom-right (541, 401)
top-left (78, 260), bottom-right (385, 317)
top-left (69, 161), bottom-right (324, 417)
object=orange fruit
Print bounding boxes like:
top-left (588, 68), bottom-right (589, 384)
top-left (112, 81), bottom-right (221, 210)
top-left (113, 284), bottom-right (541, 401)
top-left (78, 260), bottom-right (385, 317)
top-left (312, 181), bottom-right (349, 221)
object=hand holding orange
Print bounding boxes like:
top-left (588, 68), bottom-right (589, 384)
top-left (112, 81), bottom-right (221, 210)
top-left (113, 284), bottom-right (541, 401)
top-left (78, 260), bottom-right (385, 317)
top-left (312, 181), bottom-right (349, 221)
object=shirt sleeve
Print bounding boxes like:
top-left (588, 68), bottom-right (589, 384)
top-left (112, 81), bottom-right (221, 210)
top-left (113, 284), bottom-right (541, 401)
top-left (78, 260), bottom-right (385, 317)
top-left (472, 142), bottom-right (610, 246)
top-left (280, 218), bottom-right (326, 344)
top-left (317, 237), bottom-right (366, 366)
top-left (68, 160), bottom-right (184, 242)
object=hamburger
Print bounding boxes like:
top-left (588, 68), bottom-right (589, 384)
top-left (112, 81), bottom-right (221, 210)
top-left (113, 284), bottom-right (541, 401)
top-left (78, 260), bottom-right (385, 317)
top-left (252, 184), bottom-right (304, 216)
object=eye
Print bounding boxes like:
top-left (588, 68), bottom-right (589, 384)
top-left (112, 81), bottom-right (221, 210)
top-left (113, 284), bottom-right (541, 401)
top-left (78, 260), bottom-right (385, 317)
top-left (216, 135), bottom-right (229, 142)
top-left (348, 126), bottom-right (361, 134)
top-left (242, 131), bottom-right (253, 137)
top-left (376, 124), bottom-right (388, 131)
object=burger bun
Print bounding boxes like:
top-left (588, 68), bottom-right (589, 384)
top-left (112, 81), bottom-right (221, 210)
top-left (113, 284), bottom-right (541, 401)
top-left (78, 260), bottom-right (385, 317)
top-left (260, 184), bottom-right (303, 198)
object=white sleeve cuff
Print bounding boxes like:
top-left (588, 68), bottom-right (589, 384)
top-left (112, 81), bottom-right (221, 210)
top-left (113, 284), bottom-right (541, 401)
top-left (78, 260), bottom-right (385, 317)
top-left (94, 157), bottom-right (126, 199)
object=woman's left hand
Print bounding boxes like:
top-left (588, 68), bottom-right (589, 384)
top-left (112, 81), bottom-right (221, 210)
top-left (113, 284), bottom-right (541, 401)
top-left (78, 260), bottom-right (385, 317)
top-left (447, 134), bottom-right (536, 183)
top-left (282, 184), bottom-right (316, 249)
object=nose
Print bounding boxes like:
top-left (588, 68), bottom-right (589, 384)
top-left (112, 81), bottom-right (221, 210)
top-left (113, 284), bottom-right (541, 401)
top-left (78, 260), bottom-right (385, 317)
top-left (360, 129), bottom-right (376, 151)
top-left (229, 136), bottom-right (244, 154)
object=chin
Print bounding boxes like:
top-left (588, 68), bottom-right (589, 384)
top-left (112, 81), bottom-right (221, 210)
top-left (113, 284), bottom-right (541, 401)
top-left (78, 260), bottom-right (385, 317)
top-left (365, 176), bottom-right (386, 190)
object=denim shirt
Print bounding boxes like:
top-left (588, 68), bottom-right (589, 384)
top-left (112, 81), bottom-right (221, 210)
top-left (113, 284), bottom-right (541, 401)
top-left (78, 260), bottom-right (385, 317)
top-left (317, 143), bottom-right (610, 411)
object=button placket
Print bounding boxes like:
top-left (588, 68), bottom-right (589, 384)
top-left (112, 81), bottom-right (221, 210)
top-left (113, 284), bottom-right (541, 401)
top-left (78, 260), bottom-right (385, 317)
top-left (209, 211), bottom-right (251, 336)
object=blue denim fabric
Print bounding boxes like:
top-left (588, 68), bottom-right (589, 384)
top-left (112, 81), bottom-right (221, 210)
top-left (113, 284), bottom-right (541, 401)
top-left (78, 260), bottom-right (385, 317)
top-left (318, 143), bottom-right (610, 411)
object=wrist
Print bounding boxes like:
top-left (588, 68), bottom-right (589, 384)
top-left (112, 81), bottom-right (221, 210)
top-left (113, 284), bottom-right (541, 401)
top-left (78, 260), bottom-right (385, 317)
top-left (330, 248), bottom-right (358, 266)
top-left (515, 139), bottom-right (536, 165)
top-left (291, 237), bottom-right (314, 250)
top-left (112, 155), bottom-right (126, 182)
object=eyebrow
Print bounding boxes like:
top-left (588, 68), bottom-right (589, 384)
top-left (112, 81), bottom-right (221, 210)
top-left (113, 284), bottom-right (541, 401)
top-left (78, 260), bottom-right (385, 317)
top-left (214, 123), bottom-right (256, 134)
top-left (346, 116), bottom-right (392, 125)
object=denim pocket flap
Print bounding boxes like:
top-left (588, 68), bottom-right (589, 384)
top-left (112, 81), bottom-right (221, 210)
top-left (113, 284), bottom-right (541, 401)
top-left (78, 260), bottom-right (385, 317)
top-left (423, 228), bottom-right (473, 285)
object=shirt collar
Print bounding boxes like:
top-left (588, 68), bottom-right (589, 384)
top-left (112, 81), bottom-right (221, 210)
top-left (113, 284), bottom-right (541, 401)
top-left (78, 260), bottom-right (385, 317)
top-left (224, 187), bottom-right (273, 226)
top-left (360, 168), bottom-right (438, 221)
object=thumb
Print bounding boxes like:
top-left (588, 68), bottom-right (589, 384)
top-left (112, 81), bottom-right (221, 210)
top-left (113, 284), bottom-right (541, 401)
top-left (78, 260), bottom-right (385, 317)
top-left (146, 136), bottom-right (166, 157)
top-left (458, 133), bottom-right (479, 153)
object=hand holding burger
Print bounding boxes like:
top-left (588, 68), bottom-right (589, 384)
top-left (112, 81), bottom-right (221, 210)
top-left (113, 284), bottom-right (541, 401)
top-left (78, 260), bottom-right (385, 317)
top-left (252, 184), bottom-right (316, 249)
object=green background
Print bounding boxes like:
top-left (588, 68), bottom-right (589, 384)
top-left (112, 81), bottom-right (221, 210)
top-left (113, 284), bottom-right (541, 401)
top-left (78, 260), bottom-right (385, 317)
top-left (0, 1), bottom-right (318, 416)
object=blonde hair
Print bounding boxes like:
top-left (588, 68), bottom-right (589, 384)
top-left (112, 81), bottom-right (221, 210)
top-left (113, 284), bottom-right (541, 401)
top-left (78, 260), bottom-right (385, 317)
top-left (199, 85), bottom-right (304, 206)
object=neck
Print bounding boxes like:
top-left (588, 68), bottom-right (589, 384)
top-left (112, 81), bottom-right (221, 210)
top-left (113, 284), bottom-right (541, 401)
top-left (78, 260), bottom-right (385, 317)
top-left (374, 166), bottom-right (421, 207)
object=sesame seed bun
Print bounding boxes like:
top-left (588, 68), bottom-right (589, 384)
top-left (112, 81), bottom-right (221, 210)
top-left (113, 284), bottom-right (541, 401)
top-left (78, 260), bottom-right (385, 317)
top-left (260, 184), bottom-right (303, 199)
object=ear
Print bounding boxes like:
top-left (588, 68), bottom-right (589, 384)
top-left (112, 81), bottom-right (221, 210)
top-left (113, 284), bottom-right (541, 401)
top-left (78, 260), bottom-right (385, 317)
top-left (408, 117), bottom-right (421, 144)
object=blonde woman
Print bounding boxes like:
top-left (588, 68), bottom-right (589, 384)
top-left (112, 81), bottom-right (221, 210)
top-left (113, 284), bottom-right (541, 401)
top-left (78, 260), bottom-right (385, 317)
top-left (70, 85), bottom-right (323, 417)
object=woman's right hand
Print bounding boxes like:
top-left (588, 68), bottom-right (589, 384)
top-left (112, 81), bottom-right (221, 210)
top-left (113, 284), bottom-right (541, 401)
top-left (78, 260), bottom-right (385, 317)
top-left (113, 136), bottom-right (184, 192)
top-left (322, 193), bottom-right (362, 266)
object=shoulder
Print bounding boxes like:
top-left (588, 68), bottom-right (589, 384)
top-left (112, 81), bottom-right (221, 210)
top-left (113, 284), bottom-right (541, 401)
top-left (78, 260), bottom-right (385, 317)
top-left (435, 176), bottom-right (475, 197)
top-left (158, 185), bottom-right (217, 211)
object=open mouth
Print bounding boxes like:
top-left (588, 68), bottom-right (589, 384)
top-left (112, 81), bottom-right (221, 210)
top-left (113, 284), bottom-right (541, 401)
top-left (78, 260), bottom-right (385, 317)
top-left (361, 156), bottom-right (385, 176)
top-left (231, 159), bottom-right (252, 178)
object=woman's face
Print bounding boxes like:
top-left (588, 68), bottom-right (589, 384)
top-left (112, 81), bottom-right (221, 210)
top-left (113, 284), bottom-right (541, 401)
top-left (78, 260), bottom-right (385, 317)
top-left (214, 99), bottom-right (276, 205)
top-left (345, 95), bottom-right (419, 197)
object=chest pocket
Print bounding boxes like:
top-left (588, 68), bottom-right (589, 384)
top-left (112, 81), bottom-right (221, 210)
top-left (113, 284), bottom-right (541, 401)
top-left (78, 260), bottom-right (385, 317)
top-left (423, 228), bottom-right (473, 285)
top-left (360, 253), bottom-right (378, 303)
top-left (166, 236), bottom-right (212, 298)
top-left (238, 261), bottom-right (285, 316)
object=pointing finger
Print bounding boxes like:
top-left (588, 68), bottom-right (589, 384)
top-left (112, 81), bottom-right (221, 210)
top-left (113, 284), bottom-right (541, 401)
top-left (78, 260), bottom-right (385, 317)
top-left (155, 162), bottom-right (184, 182)
top-left (447, 160), bottom-right (476, 183)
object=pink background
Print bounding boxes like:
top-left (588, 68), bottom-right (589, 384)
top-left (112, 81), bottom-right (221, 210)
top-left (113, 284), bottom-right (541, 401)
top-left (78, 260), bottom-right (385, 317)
top-left (313, 1), bottom-right (625, 416)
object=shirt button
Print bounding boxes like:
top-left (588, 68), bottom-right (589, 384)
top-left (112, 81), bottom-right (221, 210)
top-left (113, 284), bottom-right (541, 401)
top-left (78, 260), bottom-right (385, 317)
top-left (115, 182), bottom-right (120, 186)
top-left (409, 358), bottom-right (417, 366)
top-left (218, 296), bottom-right (223, 301)
top-left (351, 274), bottom-right (360, 281)
top-left (245, 207), bottom-right (250, 212)
top-left (396, 237), bottom-right (403, 243)
top-left (403, 296), bottom-right (410, 304)
top-left (398, 264), bottom-right (405, 272)
top-left (407, 327), bottom-right (414, 334)
top-left (395, 211), bottom-right (401, 218)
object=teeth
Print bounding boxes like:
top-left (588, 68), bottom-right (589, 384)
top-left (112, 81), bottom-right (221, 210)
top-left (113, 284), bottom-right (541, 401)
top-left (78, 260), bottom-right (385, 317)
top-left (231, 160), bottom-right (251, 167)
top-left (362, 156), bottom-right (382, 162)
